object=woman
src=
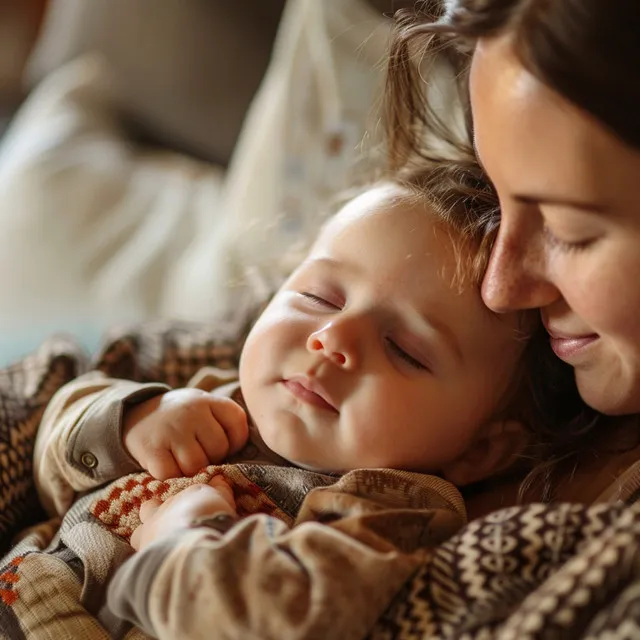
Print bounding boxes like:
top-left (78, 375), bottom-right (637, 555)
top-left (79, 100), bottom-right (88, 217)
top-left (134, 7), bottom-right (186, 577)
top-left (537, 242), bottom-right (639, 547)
top-left (385, 0), bottom-right (640, 511)
top-left (365, 5), bottom-right (640, 636)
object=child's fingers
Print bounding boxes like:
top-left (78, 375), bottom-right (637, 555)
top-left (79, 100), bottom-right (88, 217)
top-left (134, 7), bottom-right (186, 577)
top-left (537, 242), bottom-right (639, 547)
top-left (139, 498), bottom-right (162, 522)
top-left (207, 398), bottom-right (249, 455)
top-left (130, 524), bottom-right (143, 551)
top-left (196, 420), bottom-right (232, 464)
top-left (172, 440), bottom-right (209, 477)
top-left (208, 476), bottom-right (236, 509)
top-left (147, 449), bottom-right (182, 480)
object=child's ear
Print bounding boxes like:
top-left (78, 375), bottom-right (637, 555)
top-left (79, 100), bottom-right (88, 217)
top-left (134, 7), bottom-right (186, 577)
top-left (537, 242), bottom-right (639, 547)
top-left (440, 421), bottom-right (529, 487)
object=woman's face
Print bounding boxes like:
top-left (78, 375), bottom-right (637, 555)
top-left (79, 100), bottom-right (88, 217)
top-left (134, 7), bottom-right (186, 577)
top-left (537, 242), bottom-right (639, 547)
top-left (470, 35), bottom-right (640, 415)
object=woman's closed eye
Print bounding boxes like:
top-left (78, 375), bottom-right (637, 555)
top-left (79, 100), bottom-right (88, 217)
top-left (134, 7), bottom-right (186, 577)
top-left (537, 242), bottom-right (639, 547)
top-left (538, 204), bottom-right (603, 254)
top-left (385, 338), bottom-right (429, 372)
top-left (542, 225), bottom-right (595, 253)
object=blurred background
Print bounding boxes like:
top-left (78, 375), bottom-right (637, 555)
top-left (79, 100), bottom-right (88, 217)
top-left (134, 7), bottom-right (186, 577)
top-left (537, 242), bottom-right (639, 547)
top-left (0, 0), bottom-right (427, 365)
top-left (0, 1), bottom-right (47, 135)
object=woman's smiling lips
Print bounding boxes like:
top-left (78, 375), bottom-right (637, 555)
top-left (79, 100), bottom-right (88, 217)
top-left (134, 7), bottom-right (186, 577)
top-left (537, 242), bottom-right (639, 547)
top-left (547, 331), bottom-right (599, 360)
top-left (282, 376), bottom-right (339, 413)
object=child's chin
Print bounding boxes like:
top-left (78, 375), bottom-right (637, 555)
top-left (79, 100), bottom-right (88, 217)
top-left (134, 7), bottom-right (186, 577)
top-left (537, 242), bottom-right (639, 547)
top-left (290, 459), bottom-right (331, 473)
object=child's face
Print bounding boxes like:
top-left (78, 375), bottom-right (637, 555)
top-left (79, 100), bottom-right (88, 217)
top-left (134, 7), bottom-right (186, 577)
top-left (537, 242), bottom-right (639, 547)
top-left (239, 185), bottom-right (527, 475)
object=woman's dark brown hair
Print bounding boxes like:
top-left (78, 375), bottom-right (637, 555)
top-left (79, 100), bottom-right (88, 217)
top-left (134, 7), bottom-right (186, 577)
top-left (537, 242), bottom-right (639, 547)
top-left (386, 0), bottom-right (640, 170)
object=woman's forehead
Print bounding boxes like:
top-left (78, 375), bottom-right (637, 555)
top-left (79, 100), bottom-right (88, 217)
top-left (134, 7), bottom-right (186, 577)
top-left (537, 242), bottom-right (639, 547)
top-left (470, 36), bottom-right (634, 202)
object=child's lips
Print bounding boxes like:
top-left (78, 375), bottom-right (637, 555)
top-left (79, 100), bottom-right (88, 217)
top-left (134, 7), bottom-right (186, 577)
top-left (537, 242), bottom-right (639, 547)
top-left (282, 376), bottom-right (339, 413)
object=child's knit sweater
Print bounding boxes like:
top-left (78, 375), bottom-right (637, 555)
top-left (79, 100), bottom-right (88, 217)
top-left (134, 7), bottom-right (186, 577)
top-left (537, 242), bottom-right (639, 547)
top-left (2, 367), bottom-right (465, 639)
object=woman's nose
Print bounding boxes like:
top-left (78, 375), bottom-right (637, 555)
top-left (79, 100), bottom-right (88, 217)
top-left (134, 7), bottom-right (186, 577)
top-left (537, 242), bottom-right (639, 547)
top-left (306, 320), bottom-right (359, 370)
top-left (482, 224), bottom-right (561, 313)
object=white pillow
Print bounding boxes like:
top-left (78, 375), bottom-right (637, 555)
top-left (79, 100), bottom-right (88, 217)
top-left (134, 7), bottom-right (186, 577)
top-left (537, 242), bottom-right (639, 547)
top-left (160, 0), bottom-right (392, 323)
top-left (0, 55), bottom-right (225, 362)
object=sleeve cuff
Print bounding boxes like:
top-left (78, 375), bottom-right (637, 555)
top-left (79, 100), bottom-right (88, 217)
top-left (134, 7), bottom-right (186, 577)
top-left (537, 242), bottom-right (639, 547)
top-left (67, 382), bottom-right (170, 484)
top-left (189, 512), bottom-right (239, 535)
top-left (107, 527), bottom-right (222, 635)
top-left (107, 533), bottom-right (177, 635)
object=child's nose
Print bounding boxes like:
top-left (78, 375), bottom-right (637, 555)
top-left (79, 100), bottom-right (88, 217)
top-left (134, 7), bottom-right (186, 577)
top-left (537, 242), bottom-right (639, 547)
top-left (306, 320), bottom-right (359, 370)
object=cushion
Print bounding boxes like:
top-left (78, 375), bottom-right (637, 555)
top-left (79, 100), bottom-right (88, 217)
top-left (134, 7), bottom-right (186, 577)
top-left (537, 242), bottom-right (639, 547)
top-left (26, 0), bottom-right (287, 166)
top-left (0, 55), bottom-right (226, 364)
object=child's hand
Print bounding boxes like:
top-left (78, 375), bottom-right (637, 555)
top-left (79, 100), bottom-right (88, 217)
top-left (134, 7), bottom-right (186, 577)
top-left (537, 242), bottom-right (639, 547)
top-left (123, 389), bottom-right (249, 480)
top-left (130, 476), bottom-right (237, 551)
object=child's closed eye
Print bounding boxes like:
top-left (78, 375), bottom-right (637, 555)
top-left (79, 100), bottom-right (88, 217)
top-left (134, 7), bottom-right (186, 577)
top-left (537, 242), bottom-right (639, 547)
top-left (300, 292), bottom-right (342, 310)
top-left (385, 338), bottom-right (429, 372)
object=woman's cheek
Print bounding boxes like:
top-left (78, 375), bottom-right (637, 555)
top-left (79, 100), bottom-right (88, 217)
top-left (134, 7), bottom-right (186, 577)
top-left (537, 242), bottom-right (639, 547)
top-left (572, 273), bottom-right (628, 335)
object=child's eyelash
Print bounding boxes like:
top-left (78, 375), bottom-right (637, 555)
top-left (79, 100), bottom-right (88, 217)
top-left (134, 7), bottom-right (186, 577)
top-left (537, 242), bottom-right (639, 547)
top-left (301, 292), bottom-right (341, 309)
top-left (385, 339), bottom-right (427, 371)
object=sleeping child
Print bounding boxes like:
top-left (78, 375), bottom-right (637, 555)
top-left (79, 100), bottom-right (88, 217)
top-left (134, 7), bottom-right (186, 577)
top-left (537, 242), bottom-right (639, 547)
top-left (3, 165), bottom-right (585, 639)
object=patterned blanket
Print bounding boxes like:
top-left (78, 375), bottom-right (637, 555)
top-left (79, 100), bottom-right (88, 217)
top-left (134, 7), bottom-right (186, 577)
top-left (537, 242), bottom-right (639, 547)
top-left (0, 324), bottom-right (639, 638)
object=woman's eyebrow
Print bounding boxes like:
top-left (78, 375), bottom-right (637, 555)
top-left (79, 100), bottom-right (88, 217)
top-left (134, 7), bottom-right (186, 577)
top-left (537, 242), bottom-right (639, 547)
top-left (513, 193), bottom-right (610, 214)
top-left (472, 137), bottom-right (610, 214)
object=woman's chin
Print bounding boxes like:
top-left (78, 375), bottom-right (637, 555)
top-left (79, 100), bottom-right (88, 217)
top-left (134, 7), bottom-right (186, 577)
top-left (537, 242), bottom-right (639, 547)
top-left (576, 367), bottom-right (640, 416)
